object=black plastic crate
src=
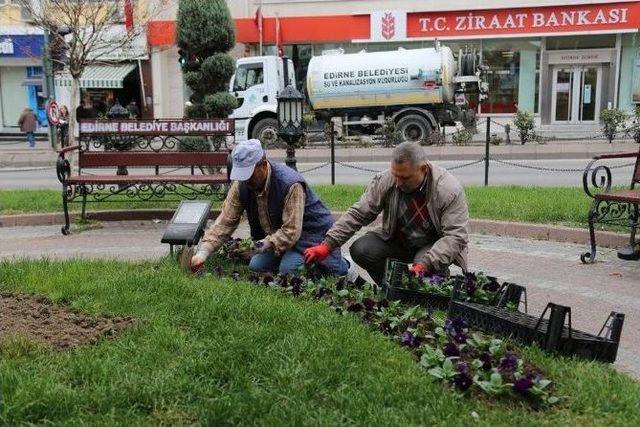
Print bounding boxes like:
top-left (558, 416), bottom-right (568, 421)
top-left (382, 259), bottom-right (526, 312)
top-left (448, 297), bottom-right (625, 363)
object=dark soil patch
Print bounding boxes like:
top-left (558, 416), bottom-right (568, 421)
top-left (0, 292), bottom-right (136, 350)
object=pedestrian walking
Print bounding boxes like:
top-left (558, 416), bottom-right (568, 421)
top-left (17, 107), bottom-right (39, 148)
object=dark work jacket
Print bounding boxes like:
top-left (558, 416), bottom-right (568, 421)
top-left (238, 161), bottom-right (344, 271)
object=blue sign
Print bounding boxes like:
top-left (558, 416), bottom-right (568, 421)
top-left (0, 34), bottom-right (44, 58)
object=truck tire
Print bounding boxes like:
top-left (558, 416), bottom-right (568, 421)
top-left (251, 117), bottom-right (282, 148)
top-left (396, 114), bottom-right (433, 143)
top-left (461, 53), bottom-right (476, 76)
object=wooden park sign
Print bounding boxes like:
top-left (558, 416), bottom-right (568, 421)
top-left (78, 119), bottom-right (235, 136)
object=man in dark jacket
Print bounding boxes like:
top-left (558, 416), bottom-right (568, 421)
top-left (190, 139), bottom-right (357, 279)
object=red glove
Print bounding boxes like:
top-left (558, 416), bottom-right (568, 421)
top-left (408, 262), bottom-right (427, 278)
top-left (304, 243), bottom-right (332, 264)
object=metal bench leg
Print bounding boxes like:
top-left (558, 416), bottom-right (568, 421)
top-left (618, 203), bottom-right (640, 260)
top-left (581, 200), bottom-right (598, 264)
top-left (61, 186), bottom-right (71, 235)
top-left (80, 190), bottom-right (88, 221)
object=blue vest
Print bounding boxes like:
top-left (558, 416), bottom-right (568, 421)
top-left (238, 161), bottom-right (334, 251)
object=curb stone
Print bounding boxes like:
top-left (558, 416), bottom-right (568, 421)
top-left (0, 210), bottom-right (628, 249)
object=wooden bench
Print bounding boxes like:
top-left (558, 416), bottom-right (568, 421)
top-left (56, 118), bottom-right (234, 235)
top-left (580, 145), bottom-right (640, 263)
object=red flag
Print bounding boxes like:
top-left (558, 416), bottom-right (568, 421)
top-left (276, 14), bottom-right (283, 57)
top-left (124, 0), bottom-right (134, 32)
top-left (254, 6), bottom-right (263, 54)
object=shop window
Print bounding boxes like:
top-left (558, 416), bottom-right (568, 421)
top-left (482, 39), bottom-right (540, 114)
top-left (27, 66), bottom-right (43, 78)
top-left (622, 33), bottom-right (639, 48)
top-left (233, 63), bottom-right (264, 92)
top-left (546, 35), bottom-right (616, 50)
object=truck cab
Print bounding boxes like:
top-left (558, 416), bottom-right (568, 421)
top-left (229, 56), bottom-right (295, 145)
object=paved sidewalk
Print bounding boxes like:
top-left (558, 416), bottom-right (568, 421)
top-left (1, 137), bottom-right (639, 167)
top-left (1, 220), bottom-right (638, 378)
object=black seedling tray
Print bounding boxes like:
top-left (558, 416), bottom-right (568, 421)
top-left (448, 295), bottom-right (625, 363)
top-left (382, 259), bottom-right (526, 312)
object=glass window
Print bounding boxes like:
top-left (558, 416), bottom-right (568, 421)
top-left (546, 35), bottom-right (615, 50)
top-left (27, 66), bottom-right (43, 78)
top-left (622, 33), bottom-right (639, 48)
top-left (233, 64), bottom-right (263, 92)
top-left (482, 39), bottom-right (540, 114)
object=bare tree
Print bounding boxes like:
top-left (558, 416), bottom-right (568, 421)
top-left (16, 0), bottom-right (160, 145)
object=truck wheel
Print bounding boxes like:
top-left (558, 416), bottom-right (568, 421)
top-left (396, 114), bottom-right (432, 143)
top-left (251, 117), bottom-right (282, 148)
top-left (461, 53), bottom-right (476, 76)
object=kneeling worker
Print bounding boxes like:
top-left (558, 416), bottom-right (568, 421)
top-left (304, 141), bottom-right (469, 284)
top-left (191, 139), bottom-right (357, 279)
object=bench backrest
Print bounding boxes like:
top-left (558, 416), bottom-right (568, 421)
top-left (78, 151), bottom-right (229, 168)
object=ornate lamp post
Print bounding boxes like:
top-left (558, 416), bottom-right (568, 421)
top-left (277, 83), bottom-right (304, 170)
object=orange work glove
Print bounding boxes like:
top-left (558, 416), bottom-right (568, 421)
top-left (408, 262), bottom-right (427, 278)
top-left (304, 243), bottom-right (332, 264)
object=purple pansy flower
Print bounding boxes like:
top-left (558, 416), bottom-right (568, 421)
top-left (290, 276), bottom-right (303, 296)
top-left (377, 299), bottom-right (389, 310)
top-left (347, 303), bottom-right (363, 312)
top-left (453, 332), bottom-right (467, 344)
top-left (362, 298), bottom-right (376, 311)
top-left (380, 321), bottom-right (392, 334)
top-left (428, 274), bottom-right (445, 286)
top-left (513, 375), bottom-right (535, 396)
top-left (277, 274), bottom-right (289, 287)
top-left (457, 362), bottom-right (469, 373)
top-left (443, 342), bottom-right (460, 357)
top-left (400, 331), bottom-right (415, 347)
top-left (479, 352), bottom-right (493, 371)
top-left (446, 317), bottom-right (468, 335)
top-left (262, 274), bottom-right (274, 286)
top-left (484, 277), bottom-right (501, 293)
top-left (498, 354), bottom-right (519, 373)
top-left (253, 240), bottom-right (264, 250)
top-left (453, 372), bottom-right (473, 391)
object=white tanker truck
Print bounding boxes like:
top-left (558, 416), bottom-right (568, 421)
top-left (229, 45), bottom-right (485, 144)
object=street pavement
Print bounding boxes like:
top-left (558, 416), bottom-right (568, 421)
top-left (1, 220), bottom-right (638, 379)
top-left (0, 158), bottom-right (636, 188)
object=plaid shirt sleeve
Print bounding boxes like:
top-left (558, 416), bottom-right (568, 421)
top-left (265, 183), bottom-right (306, 255)
top-left (198, 182), bottom-right (243, 258)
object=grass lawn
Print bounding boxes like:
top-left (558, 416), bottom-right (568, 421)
top-left (2, 259), bottom-right (639, 425)
top-left (1, 185), bottom-right (596, 229)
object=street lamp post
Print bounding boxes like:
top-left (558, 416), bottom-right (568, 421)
top-left (277, 59), bottom-right (304, 170)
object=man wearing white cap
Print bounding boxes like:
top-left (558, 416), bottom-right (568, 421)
top-left (191, 139), bottom-right (357, 279)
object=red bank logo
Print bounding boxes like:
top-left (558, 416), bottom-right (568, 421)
top-left (381, 12), bottom-right (396, 40)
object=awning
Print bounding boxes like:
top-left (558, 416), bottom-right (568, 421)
top-left (54, 63), bottom-right (137, 89)
top-left (21, 78), bottom-right (43, 86)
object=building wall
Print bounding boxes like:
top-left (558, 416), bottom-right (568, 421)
top-left (151, 46), bottom-right (184, 118)
top-left (147, 0), bottom-right (640, 123)
top-left (0, 67), bottom-right (30, 127)
top-left (226, 0), bottom-right (632, 18)
top-left (619, 33), bottom-right (640, 112)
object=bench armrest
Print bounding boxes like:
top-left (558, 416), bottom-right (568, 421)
top-left (57, 144), bottom-right (81, 156)
top-left (592, 151), bottom-right (640, 161)
top-left (583, 149), bottom-right (640, 198)
top-left (56, 145), bottom-right (79, 184)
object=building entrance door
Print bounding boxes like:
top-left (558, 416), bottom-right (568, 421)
top-left (552, 65), bottom-right (602, 124)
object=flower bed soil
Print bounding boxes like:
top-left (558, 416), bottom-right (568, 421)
top-left (0, 292), bottom-right (135, 350)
